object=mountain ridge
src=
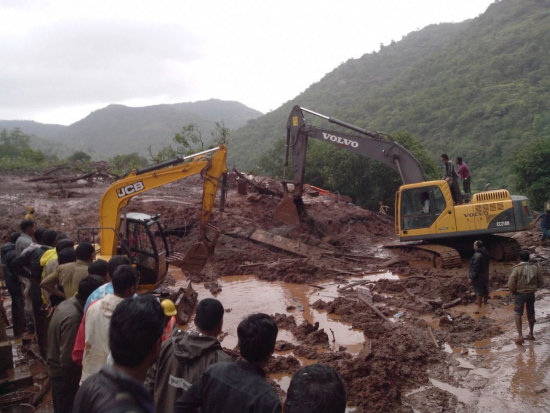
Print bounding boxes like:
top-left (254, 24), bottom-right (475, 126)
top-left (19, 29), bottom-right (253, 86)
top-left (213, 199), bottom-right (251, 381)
top-left (0, 99), bottom-right (262, 158)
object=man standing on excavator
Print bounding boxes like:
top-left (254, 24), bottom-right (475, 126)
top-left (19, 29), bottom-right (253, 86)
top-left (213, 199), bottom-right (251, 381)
top-left (456, 157), bottom-right (471, 200)
top-left (440, 154), bottom-right (462, 204)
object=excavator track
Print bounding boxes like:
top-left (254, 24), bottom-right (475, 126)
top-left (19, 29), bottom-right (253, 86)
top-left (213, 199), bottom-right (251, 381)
top-left (384, 243), bottom-right (463, 269)
top-left (485, 235), bottom-right (521, 261)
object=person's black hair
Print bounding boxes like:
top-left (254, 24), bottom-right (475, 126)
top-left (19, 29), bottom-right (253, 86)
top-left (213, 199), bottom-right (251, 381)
top-left (109, 294), bottom-right (164, 367)
top-left (237, 313), bottom-right (278, 363)
top-left (77, 275), bottom-right (104, 301)
top-left (519, 250), bottom-right (530, 262)
top-left (57, 247), bottom-right (76, 265)
top-left (55, 233), bottom-right (69, 243)
top-left (88, 259), bottom-right (108, 278)
top-left (112, 264), bottom-right (138, 295)
top-left (474, 240), bottom-right (484, 249)
top-left (34, 227), bottom-right (46, 244)
top-left (285, 364), bottom-right (347, 413)
top-left (107, 255), bottom-right (132, 278)
top-left (9, 232), bottom-right (21, 244)
top-left (75, 242), bottom-right (95, 261)
top-left (456, 156), bottom-right (463, 162)
top-left (19, 220), bottom-right (34, 233)
top-left (440, 154), bottom-right (449, 161)
top-left (42, 230), bottom-right (57, 247)
top-left (55, 238), bottom-right (74, 253)
top-left (195, 298), bottom-right (224, 331)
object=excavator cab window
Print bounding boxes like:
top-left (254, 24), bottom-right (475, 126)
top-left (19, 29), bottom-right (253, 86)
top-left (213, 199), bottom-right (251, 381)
top-left (126, 221), bottom-right (156, 256)
top-left (123, 219), bottom-right (166, 285)
top-left (401, 186), bottom-right (446, 230)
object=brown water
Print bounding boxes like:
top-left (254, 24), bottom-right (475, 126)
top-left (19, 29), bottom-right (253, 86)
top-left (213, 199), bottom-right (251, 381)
top-left (170, 267), bottom-right (550, 410)
top-left (170, 270), bottom-right (398, 392)
top-left (185, 273), bottom-right (377, 353)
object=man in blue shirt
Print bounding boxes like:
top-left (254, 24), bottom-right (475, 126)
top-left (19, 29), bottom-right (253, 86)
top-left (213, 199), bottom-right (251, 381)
top-left (84, 255), bottom-right (130, 312)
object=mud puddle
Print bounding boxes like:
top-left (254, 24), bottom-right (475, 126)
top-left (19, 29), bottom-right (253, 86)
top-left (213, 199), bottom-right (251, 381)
top-left (170, 270), bottom-right (400, 393)
top-left (184, 273), bottom-right (378, 352)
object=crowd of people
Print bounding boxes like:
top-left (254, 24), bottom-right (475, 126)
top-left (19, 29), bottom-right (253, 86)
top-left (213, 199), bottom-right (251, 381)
top-left (0, 216), bottom-right (348, 413)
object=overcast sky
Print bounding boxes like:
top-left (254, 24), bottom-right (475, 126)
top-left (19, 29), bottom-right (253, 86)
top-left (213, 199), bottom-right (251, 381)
top-left (0, 0), bottom-right (495, 125)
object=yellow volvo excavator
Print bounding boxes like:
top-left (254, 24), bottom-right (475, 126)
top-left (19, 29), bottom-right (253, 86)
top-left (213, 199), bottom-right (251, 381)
top-left (79, 146), bottom-right (227, 288)
top-left (276, 106), bottom-right (532, 268)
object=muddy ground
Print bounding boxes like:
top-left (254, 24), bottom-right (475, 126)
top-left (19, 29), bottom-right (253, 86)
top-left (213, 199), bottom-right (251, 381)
top-left (1, 169), bottom-right (549, 412)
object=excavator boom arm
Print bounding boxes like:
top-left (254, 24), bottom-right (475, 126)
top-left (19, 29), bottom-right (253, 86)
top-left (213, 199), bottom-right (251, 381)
top-left (285, 106), bottom-right (425, 197)
top-left (99, 146), bottom-right (228, 255)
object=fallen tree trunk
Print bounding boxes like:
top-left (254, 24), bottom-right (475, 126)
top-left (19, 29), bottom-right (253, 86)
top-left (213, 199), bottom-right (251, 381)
top-left (233, 168), bottom-right (282, 197)
top-left (442, 295), bottom-right (466, 309)
top-left (357, 288), bottom-right (391, 323)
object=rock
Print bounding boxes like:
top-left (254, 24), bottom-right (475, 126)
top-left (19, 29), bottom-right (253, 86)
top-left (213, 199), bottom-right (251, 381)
top-left (439, 316), bottom-right (453, 326)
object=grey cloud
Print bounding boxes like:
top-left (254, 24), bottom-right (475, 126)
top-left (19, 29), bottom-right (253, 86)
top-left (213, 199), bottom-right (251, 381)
top-left (0, 18), bottom-right (202, 110)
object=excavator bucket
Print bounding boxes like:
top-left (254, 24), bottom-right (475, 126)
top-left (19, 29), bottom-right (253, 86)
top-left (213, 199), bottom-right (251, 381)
top-left (180, 242), bottom-right (210, 272)
top-left (275, 196), bottom-right (305, 226)
top-left (180, 224), bottom-right (221, 272)
top-left (275, 196), bottom-right (300, 226)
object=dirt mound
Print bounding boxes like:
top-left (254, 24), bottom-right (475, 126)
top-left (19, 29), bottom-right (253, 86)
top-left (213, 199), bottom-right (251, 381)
top-left (320, 323), bottom-right (439, 413)
top-left (436, 313), bottom-right (502, 345)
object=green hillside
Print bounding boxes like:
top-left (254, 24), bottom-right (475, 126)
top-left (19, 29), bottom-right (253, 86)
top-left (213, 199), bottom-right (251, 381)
top-left (0, 99), bottom-right (262, 159)
top-left (229, 0), bottom-right (550, 193)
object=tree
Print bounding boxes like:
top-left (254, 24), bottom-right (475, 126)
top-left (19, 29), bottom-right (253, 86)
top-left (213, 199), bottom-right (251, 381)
top-left (511, 137), bottom-right (550, 211)
top-left (109, 153), bottom-right (149, 176)
top-left (149, 122), bottom-right (229, 163)
top-left (256, 138), bottom-right (286, 178)
top-left (173, 123), bottom-right (204, 152)
top-left (211, 121), bottom-right (230, 146)
top-left (67, 151), bottom-right (91, 162)
top-left (0, 128), bottom-right (53, 169)
top-left (148, 144), bottom-right (177, 163)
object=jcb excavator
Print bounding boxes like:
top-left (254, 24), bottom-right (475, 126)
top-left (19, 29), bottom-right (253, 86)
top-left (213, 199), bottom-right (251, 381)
top-left (80, 146), bottom-right (227, 288)
top-left (276, 106), bottom-right (532, 268)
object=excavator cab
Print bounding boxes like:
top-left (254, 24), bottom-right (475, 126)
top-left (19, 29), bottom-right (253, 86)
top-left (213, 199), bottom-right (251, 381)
top-left (399, 185), bottom-right (448, 233)
top-left (119, 213), bottom-right (169, 286)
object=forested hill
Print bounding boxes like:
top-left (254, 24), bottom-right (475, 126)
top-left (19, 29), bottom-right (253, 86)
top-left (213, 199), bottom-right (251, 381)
top-left (229, 0), bottom-right (550, 191)
top-left (0, 99), bottom-right (262, 159)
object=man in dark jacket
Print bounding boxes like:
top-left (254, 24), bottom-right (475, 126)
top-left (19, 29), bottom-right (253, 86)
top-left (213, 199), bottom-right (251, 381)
top-left (1, 232), bottom-right (26, 336)
top-left (175, 313), bottom-right (281, 413)
top-left (535, 210), bottom-right (550, 245)
top-left (469, 240), bottom-right (490, 312)
top-left (16, 228), bottom-right (57, 357)
top-left (153, 298), bottom-right (232, 413)
top-left (47, 275), bottom-right (103, 413)
top-left (440, 154), bottom-right (462, 204)
top-left (73, 294), bottom-right (164, 413)
top-left (15, 219), bottom-right (34, 255)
